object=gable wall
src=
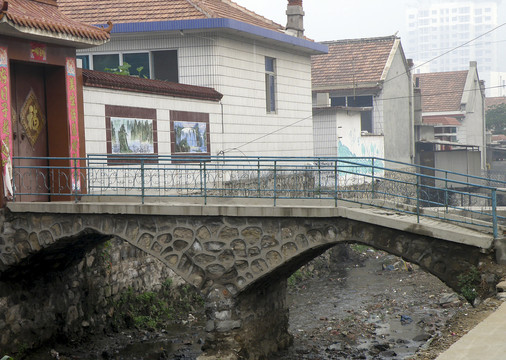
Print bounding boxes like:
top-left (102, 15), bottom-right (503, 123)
top-left (461, 68), bottom-right (486, 168)
top-left (381, 47), bottom-right (413, 164)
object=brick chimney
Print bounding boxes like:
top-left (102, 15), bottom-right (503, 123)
top-left (286, 0), bottom-right (304, 38)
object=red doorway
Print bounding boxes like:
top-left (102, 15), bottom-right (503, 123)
top-left (11, 62), bottom-right (49, 202)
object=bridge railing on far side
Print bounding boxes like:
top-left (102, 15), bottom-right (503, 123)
top-left (11, 155), bottom-right (506, 238)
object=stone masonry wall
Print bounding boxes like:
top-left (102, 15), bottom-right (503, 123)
top-left (202, 279), bottom-right (292, 360)
top-left (0, 236), bottom-right (182, 355)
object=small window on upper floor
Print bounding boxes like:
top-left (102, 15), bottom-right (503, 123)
top-left (123, 53), bottom-right (150, 78)
top-left (331, 97), bottom-right (346, 107)
top-left (84, 50), bottom-right (179, 82)
top-left (361, 111), bottom-right (373, 134)
top-left (77, 55), bottom-right (90, 69)
top-left (348, 95), bottom-right (373, 107)
top-left (265, 57), bottom-right (276, 113)
top-left (93, 54), bottom-right (120, 72)
top-left (152, 50), bottom-right (179, 83)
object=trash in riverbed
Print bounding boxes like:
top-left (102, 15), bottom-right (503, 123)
top-left (400, 315), bottom-right (413, 325)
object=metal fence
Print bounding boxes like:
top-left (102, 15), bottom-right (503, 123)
top-left (12, 155), bottom-right (506, 238)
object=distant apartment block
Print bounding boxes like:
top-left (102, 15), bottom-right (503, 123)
top-left (405, 0), bottom-right (505, 96)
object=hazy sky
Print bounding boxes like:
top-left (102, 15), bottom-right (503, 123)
top-left (233, 0), bottom-right (408, 42)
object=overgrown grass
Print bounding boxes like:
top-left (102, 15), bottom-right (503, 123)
top-left (112, 279), bottom-right (204, 331)
top-left (457, 266), bottom-right (481, 303)
top-left (287, 269), bottom-right (312, 287)
top-left (350, 243), bottom-right (372, 253)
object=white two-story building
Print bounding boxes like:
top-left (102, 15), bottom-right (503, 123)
top-left (59, 0), bottom-right (327, 158)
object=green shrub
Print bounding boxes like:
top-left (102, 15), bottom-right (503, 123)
top-left (112, 282), bottom-right (204, 331)
top-left (457, 266), bottom-right (481, 303)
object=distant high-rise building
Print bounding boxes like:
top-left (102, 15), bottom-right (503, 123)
top-left (405, 0), bottom-right (505, 96)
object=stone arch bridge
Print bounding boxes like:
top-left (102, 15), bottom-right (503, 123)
top-left (0, 201), bottom-right (501, 360)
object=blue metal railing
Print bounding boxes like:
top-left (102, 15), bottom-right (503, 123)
top-left (11, 155), bottom-right (506, 238)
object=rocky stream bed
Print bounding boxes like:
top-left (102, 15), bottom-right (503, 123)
top-left (22, 246), bottom-right (503, 360)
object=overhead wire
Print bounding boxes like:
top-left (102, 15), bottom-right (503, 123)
top-left (219, 22), bottom-right (506, 154)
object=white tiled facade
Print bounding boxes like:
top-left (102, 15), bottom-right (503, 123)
top-left (79, 30), bottom-right (315, 157)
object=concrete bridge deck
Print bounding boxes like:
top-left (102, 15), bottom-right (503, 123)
top-left (7, 199), bottom-right (496, 250)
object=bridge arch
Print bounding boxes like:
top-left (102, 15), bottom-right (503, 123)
top-left (0, 207), bottom-right (496, 360)
top-left (1, 212), bottom-right (482, 293)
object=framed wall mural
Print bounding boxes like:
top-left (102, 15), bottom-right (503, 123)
top-left (170, 110), bottom-right (210, 161)
top-left (105, 105), bottom-right (157, 164)
top-left (110, 117), bottom-right (154, 154)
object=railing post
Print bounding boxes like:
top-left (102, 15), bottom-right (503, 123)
top-left (416, 174), bottom-right (420, 223)
top-left (492, 189), bottom-right (498, 239)
top-left (371, 158), bottom-right (375, 199)
top-left (444, 171), bottom-right (449, 213)
top-left (257, 158), bottom-right (261, 197)
top-left (73, 157), bottom-right (78, 203)
top-left (203, 161), bottom-right (207, 205)
top-left (273, 160), bottom-right (277, 206)
top-left (141, 159), bottom-right (145, 205)
top-left (199, 162), bottom-right (203, 193)
top-left (334, 159), bottom-right (338, 207)
top-left (318, 158), bottom-right (321, 199)
top-left (87, 155), bottom-right (91, 196)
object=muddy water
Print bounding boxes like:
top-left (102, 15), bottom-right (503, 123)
top-left (26, 250), bottom-right (460, 359)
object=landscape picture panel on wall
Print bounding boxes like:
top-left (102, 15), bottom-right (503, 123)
top-left (105, 105), bottom-right (158, 164)
top-left (174, 121), bottom-right (207, 153)
top-left (170, 110), bottom-right (210, 161)
top-left (111, 117), bottom-right (154, 154)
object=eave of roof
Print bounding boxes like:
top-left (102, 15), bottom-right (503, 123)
top-left (417, 140), bottom-right (479, 148)
top-left (104, 18), bottom-right (327, 55)
top-left (0, 0), bottom-right (109, 48)
top-left (313, 84), bottom-right (382, 95)
top-left (82, 69), bottom-right (223, 102)
top-left (423, 116), bottom-right (461, 126)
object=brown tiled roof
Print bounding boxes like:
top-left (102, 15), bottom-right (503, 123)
top-left (422, 116), bottom-right (461, 126)
top-left (311, 36), bottom-right (396, 90)
top-left (1, 0), bottom-right (110, 42)
top-left (82, 69), bottom-right (223, 102)
top-left (492, 134), bottom-right (506, 142)
top-left (414, 71), bottom-right (468, 113)
top-left (486, 96), bottom-right (506, 111)
top-left (57, 0), bottom-right (284, 33)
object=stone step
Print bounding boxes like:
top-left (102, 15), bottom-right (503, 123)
top-left (497, 292), bottom-right (506, 301)
top-left (496, 281), bottom-right (506, 292)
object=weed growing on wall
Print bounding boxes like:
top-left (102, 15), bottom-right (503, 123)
top-left (457, 266), bottom-right (481, 303)
top-left (111, 280), bottom-right (204, 331)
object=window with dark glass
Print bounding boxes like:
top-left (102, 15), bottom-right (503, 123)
top-left (152, 50), bottom-right (179, 83)
top-left (123, 53), bottom-right (150, 78)
top-left (361, 111), bottom-right (373, 133)
top-left (93, 54), bottom-right (120, 72)
top-left (265, 57), bottom-right (276, 113)
top-left (77, 55), bottom-right (90, 70)
top-left (330, 97), bottom-right (346, 106)
top-left (348, 95), bottom-right (373, 107)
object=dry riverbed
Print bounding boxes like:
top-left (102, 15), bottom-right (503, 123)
top-left (271, 246), bottom-right (503, 360)
top-left (23, 246), bottom-right (503, 360)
